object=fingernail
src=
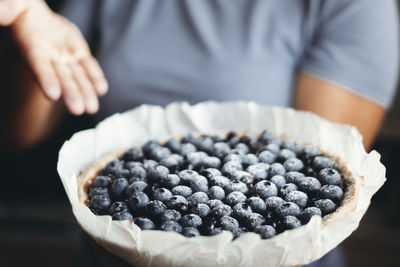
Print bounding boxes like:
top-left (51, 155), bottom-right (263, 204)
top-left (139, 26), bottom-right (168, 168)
top-left (45, 86), bottom-right (61, 100)
top-left (87, 98), bottom-right (99, 114)
top-left (70, 100), bottom-right (85, 116)
top-left (96, 81), bottom-right (108, 95)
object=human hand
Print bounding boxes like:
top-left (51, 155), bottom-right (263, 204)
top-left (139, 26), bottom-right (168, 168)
top-left (7, 0), bottom-right (107, 115)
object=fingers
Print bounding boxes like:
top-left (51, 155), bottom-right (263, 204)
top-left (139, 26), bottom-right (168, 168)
top-left (54, 61), bottom-right (85, 115)
top-left (70, 63), bottom-right (99, 114)
top-left (80, 56), bottom-right (108, 95)
top-left (26, 51), bottom-right (62, 100)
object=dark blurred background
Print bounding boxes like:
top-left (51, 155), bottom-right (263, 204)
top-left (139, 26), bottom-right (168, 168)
top-left (0, 1), bottom-right (400, 267)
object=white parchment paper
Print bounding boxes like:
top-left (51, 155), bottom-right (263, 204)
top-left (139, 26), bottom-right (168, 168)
top-left (57, 101), bottom-right (386, 267)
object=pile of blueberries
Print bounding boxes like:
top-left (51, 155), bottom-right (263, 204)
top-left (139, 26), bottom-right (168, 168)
top-left (88, 130), bottom-right (345, 239)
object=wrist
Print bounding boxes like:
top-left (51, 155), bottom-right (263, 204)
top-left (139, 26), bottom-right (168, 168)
top-left (0, 0), bottom-right (47, 26)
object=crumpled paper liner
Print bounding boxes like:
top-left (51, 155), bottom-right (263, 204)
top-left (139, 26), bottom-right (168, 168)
top-left (57, 101), bottom-right (386, 267)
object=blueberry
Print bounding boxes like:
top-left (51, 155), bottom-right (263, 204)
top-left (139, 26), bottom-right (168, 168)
top-left (182, 214), bottom-right (202, 228)
top-left (312, 156), bottom-right (335, 171)
top-left (89, 195), bottom-right (111, 214)
top-left (209, 186), bottom-right (225, 200)
top-left (187, 192), bottom-right (209, 205)
top-left (209, 175), bottom-right (231, 189)
top-left (160, 221), bottom-right (182, 232)
top-left (182, 227), bottom-right (200, 237)
top-left (166, 195), bottom-right (189, 213)
top-left (225, 191), bottom-right (247, 206)
top-left (211, 134), bottom-right (225, 143)
top-left (160, 156), bottom-right (180, 172)
top-left (264, 143), bottom-right (280, 154)
top-left (224, 153), bottom-right (243, 163)
top-left (318, 168), bottom-right (341, 185)
top-left (88, 187), bottom-right (109, 198)
top-left (180, 143), bottom-right (197, 156)
top-left (319, 185), bottom-right (344, 203)
top-left (233, 227), bottom-right (247, 239)
top-left (186, 151), bottom-right (207, 169)
top-left (206, 199), bottom-right (224, 209)
top-left (178, 170), bottom-right (199, 184)
top-left (103, 160), bottom-right (124, 176)
top-left (143, 159), bottom-right (158, 171)
top-left (161, 209), bottom-right (182, 223)
top-left (150, 146), bottom-right (171, 161)
top-left (235, 143), bottom-right (250, 154)
top-left (314, 199), bottom-right (336, 215)
top-left (255, 225), bottom-right (276, 239)
top-left (201, 156), bottom-right (221, 169)
top-left (247, 197), bottom-right (267, 213)
top-left (161, 174), bottom-right (181, 188)
top-left (128, 166), bottom-right (147, 180)
top-left (254, 181), bottom-right (278, 199)
top-left (232, 203), bottom-right (253, 220)
top-left (228, 135), bottom-right (241, 148)
top-left (300, 207), bottom-right (322, 223)
top-left (165, 138), bottom-right (182, 154)
top-left (188, 175), bottom-right (208, 193)
top-left (226, 181), bottom-right (248, 194)
top-left (125, 161), bottom-right (143, 170)
top-left (303, 166), bottom-right (317, 177)
top-left (209, 227), bottom-right (223, 236)
top-left (297, 177), bottom-right (321, 195)
top-left (258, 150), bottom-right (276, 164)
top-left (247, 164), bottom-right (268, 182)
top-left (283, 158), bottom-right (304, 172)
top-left (147, 200), bottom-right (167, 217)
top-left (109, 201), bottom-right (128, 214)
top-left (277, 149), bottom-right (296, 163)
top-left (123, 147), bottom-right (143, 162)
top-left (110, 178), bottom-right (129, 200)
top-left (171, 185), bottom-right (192, 198)
top-left (182, 133), bottom-right (200, 145)
top-left (211, 204), bottom-right (233, 218)
top-left (128, 192), bottom-right (150, 212)
top-left (112, 211), bottom-right (134, 221)
top-left (126, 181), bottom-right (148, 196)
top-left (279, 183), bottom-right (298, 198)
top-left (142, 140), bottom-right (160, 156)
top-left (233, 171), bottom-right (254, 184)
top-left (280, 215), bottom-right (302, 230)
top-left (246, 213), bottom-right (266, 230)
top-left (200, 168), bottom-right (222, 179)
top-left (242, 154), bottom-right (259, 167)
top-left (147, 165), bottom-right (169, 183)
top-left (91, 176), bottom-right (112, 188)
top-left (285, 172), bottom-right (305, 184)
top-left (152, 187), bottom-right (173, 202)
top-left (282, 140), bottom-right (304, 154)
top-left (274, 202), bottom-right (301, 219)
top-left (270, 175), bottom-right (286, 189)
top-left (269, 163), bottom-right (286, 176)
top-left (222, 161), bottom-right (243, 176)
top-left (191, 203), bottom-right (211, 218)
top-left (265, 196), bottom-right (285, 211)
top-left (217, 216), bottom-right (239, 232)
top-left (285, 190), bottom-right (308, 208)
top-left (134, 217), bottom-right (156, 230)
top-left (258, 130), bottom-right (275, 144)
top-left (213, 142), bottom-right (231, 158)
top-left (196, 136), bottom-right (214, 153)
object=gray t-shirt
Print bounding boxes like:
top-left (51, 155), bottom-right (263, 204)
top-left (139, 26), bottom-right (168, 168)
top-left (60, 0), bottom-right (399, 119)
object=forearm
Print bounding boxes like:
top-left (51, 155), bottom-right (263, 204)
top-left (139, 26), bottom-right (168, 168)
top-left (0, 0), bottom-right (33, 26)
top-left (294, 73), bottom-right (386, 150)
top-left (0, 34), bottom-right (64, 153)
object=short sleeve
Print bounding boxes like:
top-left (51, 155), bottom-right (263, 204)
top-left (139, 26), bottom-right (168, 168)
top-left (301, 0), bottom-right (399, 108)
